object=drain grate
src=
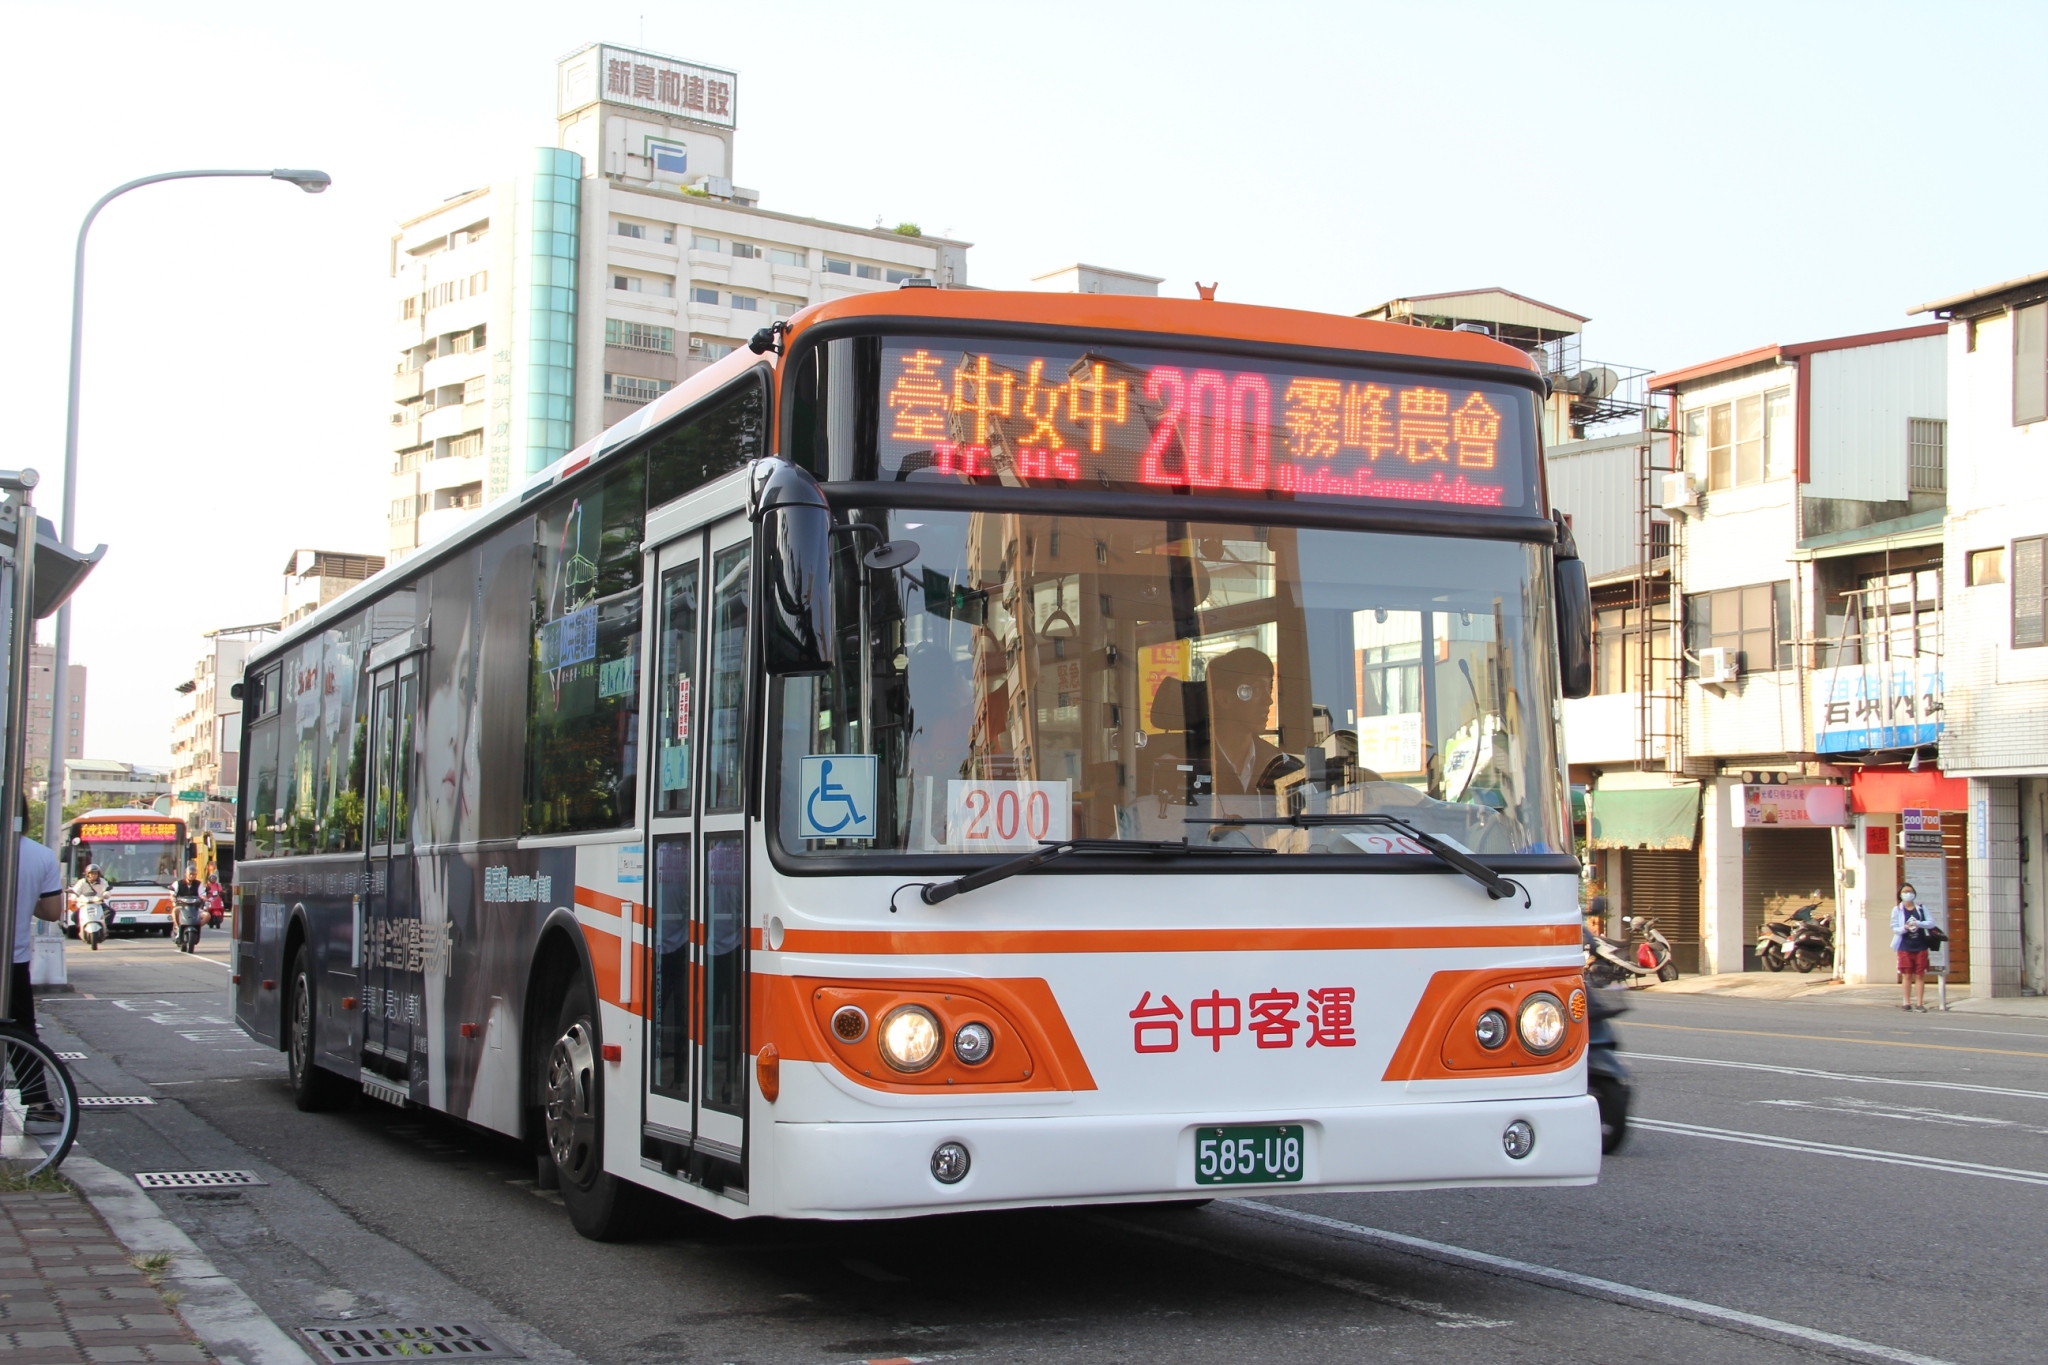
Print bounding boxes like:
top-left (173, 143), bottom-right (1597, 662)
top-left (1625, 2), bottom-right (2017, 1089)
top-left (56, 1052), bottom-right (86, 1061)
top-left (79, 1096), bottom-right (157, 1107)
top-left (302, 1324), bottom-right (515, 1360)
top-left (134, 1170), bottom-right (269, 1190)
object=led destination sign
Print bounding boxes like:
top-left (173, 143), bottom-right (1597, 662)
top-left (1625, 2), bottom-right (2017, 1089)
top-left (77, 821), bottom-right (179, 842)
top-left (876, 340), bottom-right (1536, 509)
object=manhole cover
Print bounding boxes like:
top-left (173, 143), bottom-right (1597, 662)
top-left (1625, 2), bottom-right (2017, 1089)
top-left (302, 1324), bottom-right (516, 1359)
top-left (134, 1170), bottom-right (269, 1189)
top-left (56, 1052), bottom-right (86, 1061)
top-left (79, 1096), bottom-right (157, 1107)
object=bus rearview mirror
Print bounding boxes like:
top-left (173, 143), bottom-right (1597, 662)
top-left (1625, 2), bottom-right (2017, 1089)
top-left (1554, 557), bottom-right (1593, 699)
top-left (753, 460), bottom-right (835, 677)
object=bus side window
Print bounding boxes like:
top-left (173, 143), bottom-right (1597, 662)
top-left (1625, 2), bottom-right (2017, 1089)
top-left (647, 378), bottom-right (764, 510)
top-left (527, 460), bottom-right (645, 834)
top-left (246, 719), bottom-right (280, 859)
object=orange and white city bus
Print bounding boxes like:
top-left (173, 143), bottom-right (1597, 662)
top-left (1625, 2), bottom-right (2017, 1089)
top-left (232, 288), bottom-right (1599, 1237)
top-left (64, 809), bottom-right (189, 937)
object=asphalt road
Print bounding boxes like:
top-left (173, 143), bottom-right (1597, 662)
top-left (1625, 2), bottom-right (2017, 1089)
top-left (35, 933), bottom-right (2048, 1365)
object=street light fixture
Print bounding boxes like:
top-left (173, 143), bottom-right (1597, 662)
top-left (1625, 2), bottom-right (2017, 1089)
top-left (45, 167), bottom-right (332, 847)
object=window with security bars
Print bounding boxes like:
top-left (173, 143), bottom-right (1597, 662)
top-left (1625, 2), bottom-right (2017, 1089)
top-left (2014, 536), bottom-right (2048, 647)
top-left (1908, 418), bottom-right (1946, 492)
top-left (605, 319), bottom-right (675, 353)
top-left (1594, 604), bottom-right (1672, 695)
top-left (605, 374), bottom-right (673, 405)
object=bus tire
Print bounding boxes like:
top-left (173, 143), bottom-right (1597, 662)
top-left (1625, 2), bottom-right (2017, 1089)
top-left (287, 947), bottom-right (355, 1112)
top-left (546, 979), bottom-right (643, 1241)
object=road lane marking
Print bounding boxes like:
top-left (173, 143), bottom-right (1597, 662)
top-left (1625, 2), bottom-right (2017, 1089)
top-left (1630, 1051), bottom-right (2048, 1102)
top-left (1931, 1025), bottom-right (2048, 1039)
top-left (1635, 1118), bottom-right (2048, 1187)
top-left (1628, 1020), bottom-right (2048, 1059)
top-left (1236, 1201), bottom-right (1955, 1365)
top-left (1095, 1212), bottom-right (1511, 1328)
top-left (1752, 1097), bottom-right (2048, 1135)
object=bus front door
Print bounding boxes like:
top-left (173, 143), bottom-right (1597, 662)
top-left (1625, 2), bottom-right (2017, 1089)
top-left (362, 659), bottom-right (418, 1096)
top-left (643, 502), bottom-right (751, 1193)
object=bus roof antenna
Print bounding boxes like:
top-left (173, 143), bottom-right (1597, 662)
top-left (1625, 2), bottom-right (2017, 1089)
top-left (1195, 282), bottom-right (1218, 301)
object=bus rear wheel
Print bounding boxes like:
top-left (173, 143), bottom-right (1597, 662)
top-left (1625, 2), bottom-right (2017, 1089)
top-left (544, 979), bottom-right (643, 1241)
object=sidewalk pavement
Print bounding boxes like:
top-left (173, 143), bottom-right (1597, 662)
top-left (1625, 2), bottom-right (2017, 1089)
top-left (1646, 971), bottom-right (2048, 1015)
top-left (0, 1184), bottom-right (207, 1364)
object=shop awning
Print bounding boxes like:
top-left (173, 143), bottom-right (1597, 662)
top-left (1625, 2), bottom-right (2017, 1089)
top-left (1588, 787), bottom-right (1701, 850)
top-left (1851, 768), bottom-right (1969, 814)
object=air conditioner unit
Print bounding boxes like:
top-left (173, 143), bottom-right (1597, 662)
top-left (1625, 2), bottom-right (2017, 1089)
top-left (1696, 646), bottom-right (1737, 688)
top-left (1660, 471), bottom-right (1702, 513)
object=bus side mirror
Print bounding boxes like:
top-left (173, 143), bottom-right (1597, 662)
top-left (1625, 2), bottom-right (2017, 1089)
top-left (751, 459), bottom-right (835, 676)
top-left (1552, 511), bottom-right (1592, 700)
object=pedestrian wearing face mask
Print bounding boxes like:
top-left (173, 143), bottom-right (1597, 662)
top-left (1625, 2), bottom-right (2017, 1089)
top-left (1891, 883), bottom-right (1931, 1012)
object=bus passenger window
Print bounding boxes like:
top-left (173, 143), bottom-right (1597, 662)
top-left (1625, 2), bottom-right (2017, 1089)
top-left (322, 616), bottom-right (368, 853)
top-left (528, 461), bottom-right (645, 834)
top-left (247, 720), bottom-right (280, 858)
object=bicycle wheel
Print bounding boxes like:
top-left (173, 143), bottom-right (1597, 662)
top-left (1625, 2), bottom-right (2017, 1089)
top-left (0, 1034), bottom-right (79, 1179)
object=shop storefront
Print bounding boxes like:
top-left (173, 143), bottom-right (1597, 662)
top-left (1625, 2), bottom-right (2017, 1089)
top-left (1587, 783), bottom-right (1702, 974)
top-left (1837, 768), bottom-right (1970, 985)
top-left (1732, 783), bottom-right (1844, 969)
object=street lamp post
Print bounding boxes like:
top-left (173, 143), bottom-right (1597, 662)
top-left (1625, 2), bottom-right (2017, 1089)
top-left (46, 168), bottom-right (330, 847)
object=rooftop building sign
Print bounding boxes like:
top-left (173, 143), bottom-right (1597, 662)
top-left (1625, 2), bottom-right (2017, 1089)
top-left (558, 42), bottom-right (736, 129)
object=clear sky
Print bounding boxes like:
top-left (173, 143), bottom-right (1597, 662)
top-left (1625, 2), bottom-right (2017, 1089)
top-left (3, 0), bottom-right (2043, 769)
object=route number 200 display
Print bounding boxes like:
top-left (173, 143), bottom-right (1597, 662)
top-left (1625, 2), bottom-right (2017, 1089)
top-left (945, 780), bottom-right (1072, 852)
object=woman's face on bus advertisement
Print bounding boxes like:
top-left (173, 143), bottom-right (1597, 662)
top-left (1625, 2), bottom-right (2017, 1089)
top-left (422, 619), bottom-right (479, 845)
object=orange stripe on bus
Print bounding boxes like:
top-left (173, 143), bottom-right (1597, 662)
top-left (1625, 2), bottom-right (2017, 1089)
top-left (767, 923), bottom-right (1576, 957)
top-left (575, 885), bottom-right (638, 920)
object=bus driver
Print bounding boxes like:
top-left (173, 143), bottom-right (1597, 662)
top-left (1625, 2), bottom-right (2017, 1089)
top-left (1203, 649), bottom-right (1301, 797)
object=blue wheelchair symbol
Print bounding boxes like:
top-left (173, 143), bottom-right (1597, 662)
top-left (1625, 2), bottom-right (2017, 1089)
top-left (799, 754), bottom-right (876, 840)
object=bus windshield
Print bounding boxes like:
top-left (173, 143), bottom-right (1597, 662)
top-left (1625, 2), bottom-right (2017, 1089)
top-left (70, 837), bottom-right (181, 886)
top-left (772, 509), bottom-right (1569, 859)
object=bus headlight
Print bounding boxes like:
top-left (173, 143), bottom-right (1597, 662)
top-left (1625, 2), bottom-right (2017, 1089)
top-left (1474, 1009), bottom-right (1511, 1050)
top-left (1517, 993), bottom-right (1567, 1055)
top-left (878, 1005), bottom-right (942, 1071)
top-left (953, 1021), bottom-right (994, 1065)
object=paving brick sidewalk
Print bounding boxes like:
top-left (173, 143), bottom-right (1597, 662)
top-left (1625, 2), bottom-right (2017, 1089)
top-left (0, 1188), bottom-right (207, 1363)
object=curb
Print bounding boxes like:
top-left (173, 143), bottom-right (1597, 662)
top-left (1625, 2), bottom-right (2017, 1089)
top-left (64, 1150), bottom-right (317, 1365)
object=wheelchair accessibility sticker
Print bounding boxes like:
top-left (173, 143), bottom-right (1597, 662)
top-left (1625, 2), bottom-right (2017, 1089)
top-left (798, 754), bottom-right (877, 840)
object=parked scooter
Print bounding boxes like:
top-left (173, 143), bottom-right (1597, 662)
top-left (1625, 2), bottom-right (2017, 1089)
top-left (1757, 903), bottom-right (1832, 973)
top-left (172, 893), bottom-right (204, 954)
top-left (1584, 915), bottom-right (1679, 988)
top-left (1585, 983), bottom-right (1631, 1153)
top-left (78, 894), bottom-right (107, 951)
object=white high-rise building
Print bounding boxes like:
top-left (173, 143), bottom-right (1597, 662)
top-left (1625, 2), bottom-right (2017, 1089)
top-left (386, 42), bottom-right (971, 561)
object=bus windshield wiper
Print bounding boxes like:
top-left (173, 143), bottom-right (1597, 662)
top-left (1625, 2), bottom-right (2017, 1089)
top-left (1186, 813), bottom-right (1520, 902)
top-left (902, 838), bottom-right (1276, 910)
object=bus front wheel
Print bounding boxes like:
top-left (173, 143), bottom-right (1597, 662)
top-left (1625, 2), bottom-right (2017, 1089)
top-left (287, 947), bottom-right (355, 1112)
top-left (545, 979), bottom-right (644, 1241)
